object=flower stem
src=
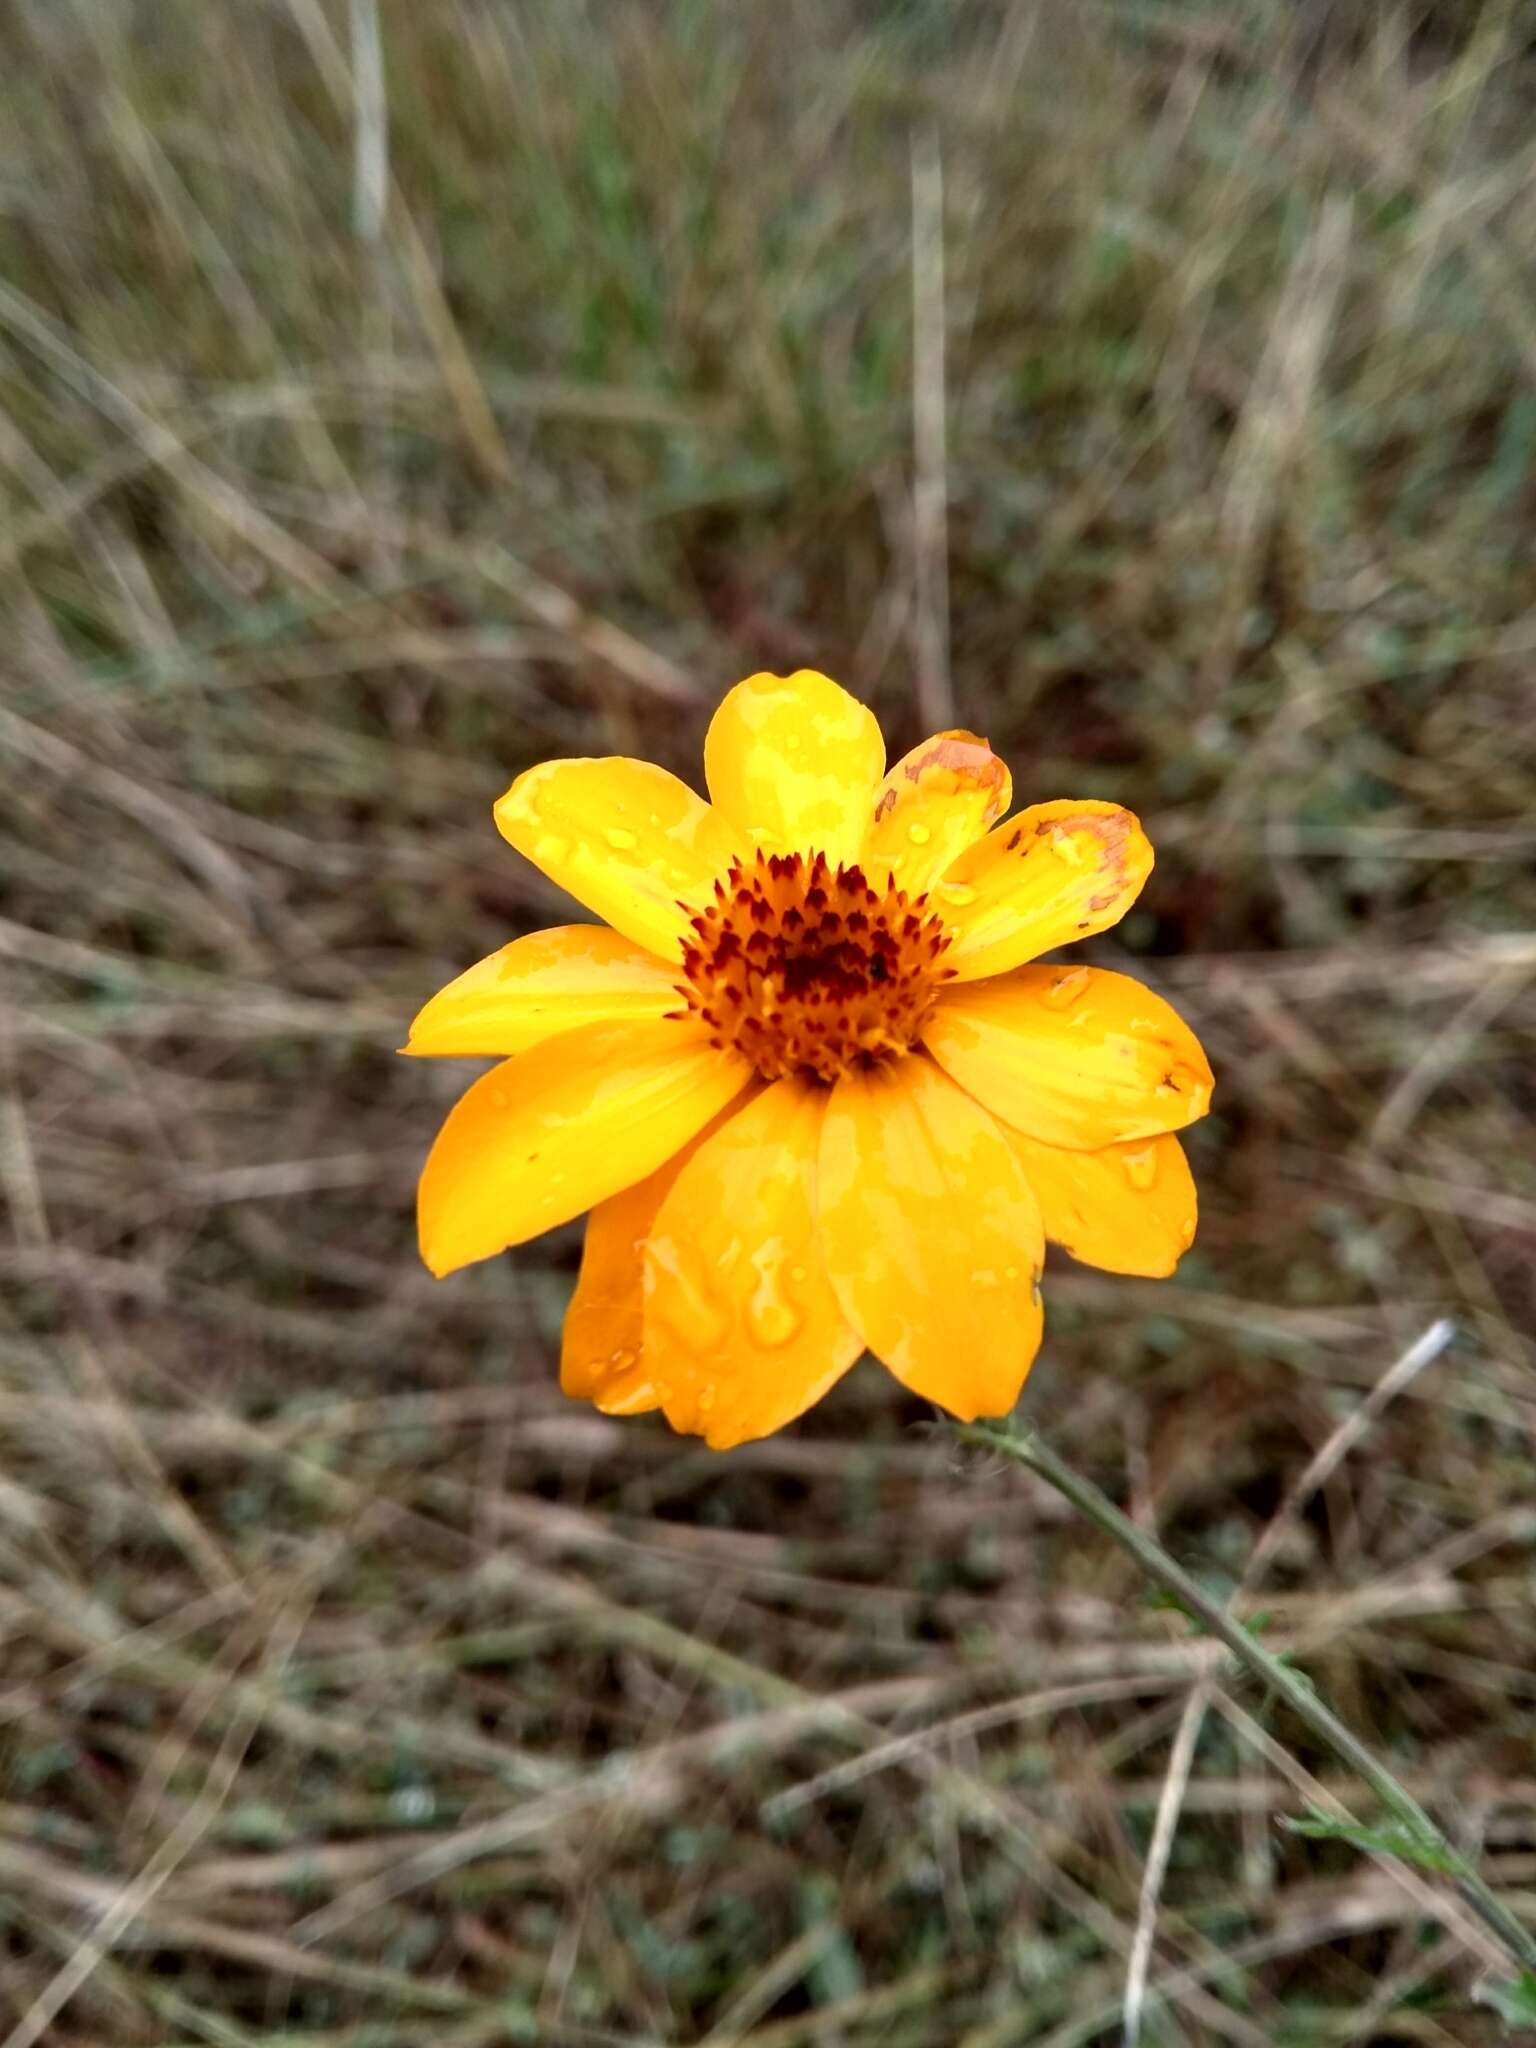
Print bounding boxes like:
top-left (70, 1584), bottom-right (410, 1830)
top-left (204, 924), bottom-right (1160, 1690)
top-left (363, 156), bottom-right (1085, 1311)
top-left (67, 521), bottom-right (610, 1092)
top-left (955, 1418), bottom-right (1536, 1977)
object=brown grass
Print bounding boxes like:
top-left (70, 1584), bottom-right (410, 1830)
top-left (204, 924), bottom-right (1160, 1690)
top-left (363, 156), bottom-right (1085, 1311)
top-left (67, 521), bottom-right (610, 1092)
top-left (3, 2), bottom-right (1536, 2042)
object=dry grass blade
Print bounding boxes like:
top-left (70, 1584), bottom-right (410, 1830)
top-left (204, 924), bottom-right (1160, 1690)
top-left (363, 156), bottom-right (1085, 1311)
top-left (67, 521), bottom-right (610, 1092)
top-left (910, 125), bottom-right (954, 732)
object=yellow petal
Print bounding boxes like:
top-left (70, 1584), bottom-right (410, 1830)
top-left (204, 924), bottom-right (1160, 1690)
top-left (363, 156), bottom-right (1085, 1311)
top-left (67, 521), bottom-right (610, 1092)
top-left (560, 1102), bottom-right (749, 1416)
top-left (418, 1020), bottom-right (751, 1276)
top-left (642, 1079), bottom-right (863, 1450)
top-left (1006, 1129), bottom-right (1197, 1278)
top-left (938, 799), bottom-right (1154, 982)
top-left (704, 670), bottom-right (885, 868)
top-left (922, 966), bottom-right (1214, 1150)
top-left (864, 730), bottom-right (1012, 895)
top-left (495, 757), bottom-right (741, 961)
top-left (405, 925), bottom-right (682, 1058)
top-left (816, 1055), bottom-right (1044, 1421)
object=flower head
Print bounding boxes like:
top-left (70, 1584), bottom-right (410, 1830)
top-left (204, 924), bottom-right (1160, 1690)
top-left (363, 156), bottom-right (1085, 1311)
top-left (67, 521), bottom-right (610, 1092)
top-left (408, 670), bottom-right (1213, 1449)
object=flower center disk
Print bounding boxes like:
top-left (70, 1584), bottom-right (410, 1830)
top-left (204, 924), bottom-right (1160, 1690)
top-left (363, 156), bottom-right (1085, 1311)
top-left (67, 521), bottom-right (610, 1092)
top-left (679, 851), bottom-right (952, 1083)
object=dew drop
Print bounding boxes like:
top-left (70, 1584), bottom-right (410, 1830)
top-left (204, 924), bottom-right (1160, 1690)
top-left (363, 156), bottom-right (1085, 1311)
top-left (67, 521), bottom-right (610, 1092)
top-left (1049, 827), bottom-right (1087, 866)
top-left (1004, 1265), bottom-right (1020, 1284)
top-left (784, 733), bottom-right (801, 751)
top-left (533, 833), bottom-right (570, 867)
top-left (604, 827), bottom-right (638, 852)
top-left (698, 1386), bottom-right (717, 1414)
top-left (907, 822), bottom-right (932, 846)
top-left (489, 1086), bottom-right (510, 1109)
top-left (1044, 966), bottom-right (1090, 1010)
top-left (608, 1347), bottom-right (638, 1370)
top-left (748, 1291), bottom-right (801, 1348)
top-left (789, 1264), bottom-right (808, 1285)
top-left (1121, 1145), bottom-right (1158, 1190)
top-left (967, 1267), bottom-right (1001, 1289)
top-left (937, 882), bottom-right (977, 908)
top-left (655, 1286), bottom-right (729, 1351)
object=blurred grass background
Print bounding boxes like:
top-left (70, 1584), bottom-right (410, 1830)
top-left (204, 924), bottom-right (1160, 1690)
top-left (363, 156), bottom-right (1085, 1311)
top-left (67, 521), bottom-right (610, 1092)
top-left (4, 1), bottom-right (1536, 2041)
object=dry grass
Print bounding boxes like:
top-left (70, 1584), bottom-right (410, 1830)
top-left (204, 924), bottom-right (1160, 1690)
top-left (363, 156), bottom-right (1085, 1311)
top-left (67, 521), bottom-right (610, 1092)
top-left (3, 1), bottom-right (1536, 2041)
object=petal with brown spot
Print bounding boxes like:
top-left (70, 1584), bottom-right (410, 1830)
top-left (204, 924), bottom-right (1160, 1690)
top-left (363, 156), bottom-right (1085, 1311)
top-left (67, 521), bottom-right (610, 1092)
top-left (935, 799), bottom-right (1153, 981)
top-left (863, 730), bottom-right (1012, 894)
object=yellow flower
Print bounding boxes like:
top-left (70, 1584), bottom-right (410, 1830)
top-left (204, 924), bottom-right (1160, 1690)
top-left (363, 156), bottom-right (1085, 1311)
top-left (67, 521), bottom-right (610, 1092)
top-left (408, 670), bottom-right (1213, 1449)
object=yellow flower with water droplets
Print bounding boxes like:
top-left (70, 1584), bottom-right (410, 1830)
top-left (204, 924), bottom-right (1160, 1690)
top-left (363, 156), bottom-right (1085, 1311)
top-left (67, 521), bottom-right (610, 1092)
top-left (408, 670), bottom-right (1213, 1449)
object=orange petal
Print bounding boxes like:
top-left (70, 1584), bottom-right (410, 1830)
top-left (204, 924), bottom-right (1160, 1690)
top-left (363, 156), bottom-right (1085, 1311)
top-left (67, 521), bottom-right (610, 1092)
top-left (417, 1019), bottom-right (751, 1276)
top-left (704, 670), bottom-right (885, 868)
top-left (863, 730), bottom-right (1012, 895)
top-left (922, 966), bottom-right (1214, 1150)
top-left (642, 1079), bottom-right (863, 1450)
top-left (816, 1055), bottom-right (1044, 1421)
top-left (561, 1182), bottom-right (666, 1416)
top-left (404, 925), bottom-right (682, 1058)
top-left (1006, 1129), bottom-right (1197, 1278)
top-left (560, 1102), bottom-right (749, 1416)
top-left (495, 757), bottom-right (741, 961)
top-left (937, 799), bottom-right (1154, 982)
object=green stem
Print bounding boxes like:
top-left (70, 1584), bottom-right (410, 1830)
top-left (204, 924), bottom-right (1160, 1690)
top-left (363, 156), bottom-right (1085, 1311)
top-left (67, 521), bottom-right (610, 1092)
top-left (956, 1419), bottom-right (1536, 1978)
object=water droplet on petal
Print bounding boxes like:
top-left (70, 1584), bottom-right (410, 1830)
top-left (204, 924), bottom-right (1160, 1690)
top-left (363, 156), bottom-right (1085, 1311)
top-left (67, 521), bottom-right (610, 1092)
top-left (650, 1245), bottom-right (729, 1353)
top-left (784, 733), bottom-right (801, 752)
top-left (1044, 966), bottom-right (1091, 1010)
top-left (657, 1297), bottom-right (727, 1353)
top-left (748, 1297), bottom-right (800, 1347)
top-left (697, 1386), bottom-right (717, 1415)
top-left (937, 882), bottom-right (977, 908)
top-left (968, 1267), bottom-right (1001, 1289)
top-left (907, 822), bottom-right (932, 846)
top-left (604, 827), bottom-right (637, 851)
top-left (608, 1347), bottom-right (638, 1371)
top-left (1049, 827), bottom-right (1087, 866)
top-left (489, 1085), bottom-right (510, 1109)
top-left (1121, 1145), bottom-right (1158, 1190)
top-left (789, 1264), bottom-right (808, 1285)
top-left (1004, 1265), bottom-right (1019, 1283)
top-left (533, 833), bottom-right (570, 867)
